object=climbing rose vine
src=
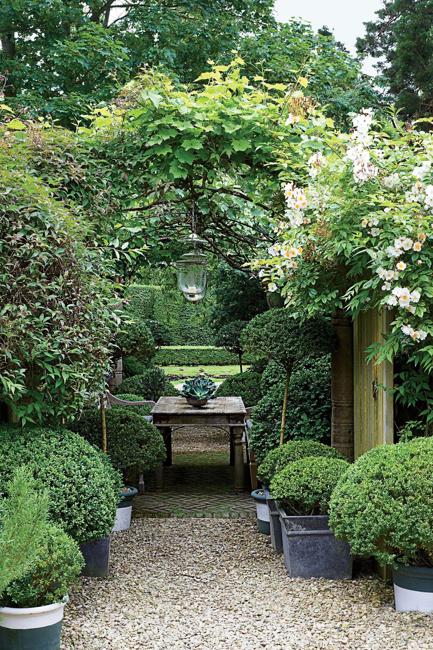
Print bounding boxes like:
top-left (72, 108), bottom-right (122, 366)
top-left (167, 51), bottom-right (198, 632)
top-left (252, 109), bottom-right (433, 416)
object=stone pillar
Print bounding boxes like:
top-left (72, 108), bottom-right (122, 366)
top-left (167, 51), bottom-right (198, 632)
top-left (331, 312), bottom-right (354, 461)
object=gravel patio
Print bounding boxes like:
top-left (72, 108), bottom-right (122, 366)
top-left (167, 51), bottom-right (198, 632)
top-left (61, 428), bottom-right (433, 649)
top-left (62, 517), bottom-right (432, 650)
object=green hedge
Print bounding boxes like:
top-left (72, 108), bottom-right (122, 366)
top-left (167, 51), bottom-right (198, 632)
top-left (155, 346), bottom-right (251, 366)
top-left (249, 357), bottom-right (331, 463)
top-left (216, 371), bottom-right (262, 407)
top-left (116, 367), bottom-right (178, 400)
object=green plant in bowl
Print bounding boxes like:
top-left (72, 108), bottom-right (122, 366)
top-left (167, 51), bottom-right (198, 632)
top-left (181, 376), bottom-right (216, 407)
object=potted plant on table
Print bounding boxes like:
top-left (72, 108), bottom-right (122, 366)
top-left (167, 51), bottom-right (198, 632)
top-left (270, 455), bottom-right (351, 579)
top-left (181, 375), bottom-right (216, 407)
top-left (258, 441), bottom-right (345, 554)
top-left (0, 468), bottom-right (83, 650)
top-left (329, 437), bottom-right (433, 612)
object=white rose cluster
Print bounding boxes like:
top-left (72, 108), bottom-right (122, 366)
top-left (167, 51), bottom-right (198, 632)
top-left (346, 109), bottom-right (379, 183)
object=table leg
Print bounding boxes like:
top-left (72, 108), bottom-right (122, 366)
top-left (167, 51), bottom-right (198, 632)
top-left (232, 426), bottom-right (245, 491)
top-left (159, 426), bottom-right (172, 466)
top-left (229, 434), bottom-right (234, 466)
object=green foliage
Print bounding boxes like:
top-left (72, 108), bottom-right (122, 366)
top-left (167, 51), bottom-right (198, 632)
top-left (0, 1), bottom-right (274, 123)
top-left (0, 165), bottom-right (114, 425)
top-left (72, 408), bottom-right (165, 474)
top-left (0, 467), bottom-right (49, 598)
top-left (145, 320), bottom-right (173, 347)
top-left (329, 438), bottom-right (433, 567)
top-left (249, 357), bottom-right (332, 462)
top-left (242, 310), bottom-right (336, 371)
top-left (241, 21), bottom-right (379, 127)
top-left (260, 361), bottom-right (286, 394)
top-left (270, 457), bottom-right (349, 516)
top-left (0, 427), bottom-right (121, 543)
top-left (357, 1), bottom-right (431, 116)
top-left (216, 371), bottom-right (262, 407)
top-left (155, 346), bottom-right (246, 366)
top-left (116, 321), bottom-right (156, 364)
top-left (211, 265), bottom-right (267, 332)
top-left (116, 368), bottom-right (178, 400)
top-left (124, 285), bottom-right (161, 321)
top-left (123, 356), bottom-right (149, 378)
top-left (1, 524), bottom-right (83, 608)
top-left (214, 320), bottom-right (247, 368)
top-left (258, 440), bottom-right (345, 487)
top-left (181, 376), bottom-right (216, 400)
top-left (113, 394), bottom-right (153, 417)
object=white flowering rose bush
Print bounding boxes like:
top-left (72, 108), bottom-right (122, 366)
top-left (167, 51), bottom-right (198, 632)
top-left (252, 110), bottom-right (433, 416)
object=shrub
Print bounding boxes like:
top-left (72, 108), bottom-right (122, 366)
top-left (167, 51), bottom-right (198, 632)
top-left (113, 394), bottom-right (153, 416)
top-left (216, 371), bottom-right (263, 407)
top-left (250, 357), bottom-right (331, 462)
top-left (72, 407), bottom-right (166, 474)
top-left (258, 440), bottom-right (345, 487)
top-left (155, 346), bottom-right (248, 366)
top-left (0, 467), bottom-right (49, 597)
top-left (241, 310), bottom-right (335, 444)
top-left (329, 438), bottom-right (433, 566)
top-left (260, 361), bottom-right (286, 393)
top-left (124, 284), bottom-right (161, 321)
top-left (1, 524), bottom-right (83, 608)
top-left (145, 319), bottom-right (172, 347)
top-left (214, 320), bottom-right (248, 370)
top-left (0, 168), bottom-right (114, 425)
top-left (116, 367), bottom-right (176, 400)
top-left (0, 426), bottom-right (121, 543)
top-left (123, 355), bottom-right (149, 377)
top-left (210, 263), bottom-right (267, 332)
top-left (270, 457), bottom-right (349, 516)
top-left (116, 320), bottom-right (156, 364)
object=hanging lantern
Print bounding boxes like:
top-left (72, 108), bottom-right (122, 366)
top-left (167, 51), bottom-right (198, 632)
top-left (176, 234), bottom-right (207, 302)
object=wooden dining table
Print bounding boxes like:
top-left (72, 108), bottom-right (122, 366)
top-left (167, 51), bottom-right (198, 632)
top-left (151, 396), bottom-right (247, 491)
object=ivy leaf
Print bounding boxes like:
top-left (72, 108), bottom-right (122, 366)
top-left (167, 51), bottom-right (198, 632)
top-left (176, 149), bottom-right (195, 164)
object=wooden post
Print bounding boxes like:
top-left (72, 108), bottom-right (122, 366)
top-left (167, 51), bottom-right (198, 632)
top-left (100, 394), bottom-right (108, 454)
top-left (331, 312), bottom-right (354, 461)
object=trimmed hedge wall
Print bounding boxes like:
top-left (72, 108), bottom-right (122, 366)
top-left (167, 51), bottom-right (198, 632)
top-left (155, 346), bottom-right (252, 367)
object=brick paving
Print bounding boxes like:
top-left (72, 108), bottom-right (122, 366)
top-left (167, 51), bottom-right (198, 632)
top-left (133, 427), bottom-right (255, 519)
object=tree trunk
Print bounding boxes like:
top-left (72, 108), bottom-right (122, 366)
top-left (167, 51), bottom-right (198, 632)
top-left (331, 312), bottom-right (354, 460)
top-left (239, 353), bottom-right (243, 374)
top-left (279, 366), bottom-right (292, 446)
top-left (1, 34), bottom-right (16, 97)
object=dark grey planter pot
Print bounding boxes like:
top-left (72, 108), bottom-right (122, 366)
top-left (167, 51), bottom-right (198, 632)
top-left (250, 489), bottom-right (270, 535)
top-left (279, 510), bottom-right (352, 579)
top-left (264, 488), bottom-right (283, 554)
top-left (80, 536), bottom-right (110, 578)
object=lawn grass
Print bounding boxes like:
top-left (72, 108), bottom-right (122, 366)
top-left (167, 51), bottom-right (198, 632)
top-left (161, 364), bottom-right (247, 381)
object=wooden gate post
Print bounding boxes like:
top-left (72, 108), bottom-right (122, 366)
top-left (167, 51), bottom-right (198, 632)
top-left (331, 312), bottom-right (354, 461)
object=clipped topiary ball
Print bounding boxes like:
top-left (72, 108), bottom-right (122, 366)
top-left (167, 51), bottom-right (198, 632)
top-left (329, 438), bottom-right (433, 567)
top-left (72, 407), bottom-right (166, 475)
top-left (216, 371), bottom-right (262, 407)
top-left (113, 393), bottom-right (153, 417)
top-left (270, 456), bottom-right (349, 516)
top-left (116, 320), bottom-right (156, 364)
top-left (1, 523), bottom-right (84, 608)
top-left (0, 426), bottom-right (121, 543)
top-left (115, 367), bottom-right (173, 401)
top-left (258, 440), bottom-right (345, 487)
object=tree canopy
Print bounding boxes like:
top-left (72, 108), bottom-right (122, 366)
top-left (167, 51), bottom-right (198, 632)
top-left (357, 0), bottom-right (433, 117)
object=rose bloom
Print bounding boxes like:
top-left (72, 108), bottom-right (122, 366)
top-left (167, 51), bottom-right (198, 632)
top-left (396, 261), bottom-right (407, 271)
top-left (413, 241), bottom-right (422, 252)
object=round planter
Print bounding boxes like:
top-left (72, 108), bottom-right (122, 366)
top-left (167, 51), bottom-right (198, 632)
top-left (250, 489), bottom-right (270, 535)
top-left (113, 486), bottom-right (138, 533)
top-left (80, 536), bottom-right (110, 578)
top-left (186, 397), bottom-right (209, 408)
top-left (393, 564), bottom-right (433, 613)
top-left (0, 599), bottom-right (67, 650)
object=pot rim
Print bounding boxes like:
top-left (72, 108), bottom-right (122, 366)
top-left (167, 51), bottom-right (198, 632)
top-left (0, 595), bottom-right (68, 616)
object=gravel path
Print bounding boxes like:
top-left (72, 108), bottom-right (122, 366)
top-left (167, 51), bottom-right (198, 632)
top-left (62, 518), bottom-right (433, 650)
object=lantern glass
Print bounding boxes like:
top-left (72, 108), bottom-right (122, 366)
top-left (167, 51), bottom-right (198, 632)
top-left (176, 250), bottom-right (207, 302)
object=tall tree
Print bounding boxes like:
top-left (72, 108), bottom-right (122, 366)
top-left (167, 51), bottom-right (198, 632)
top-left (0, 0), bottom-right (274, 124)
top-left (240, 21), bottom-right (379, 127)
top-left (357, 0), bottom-right (433, 117)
